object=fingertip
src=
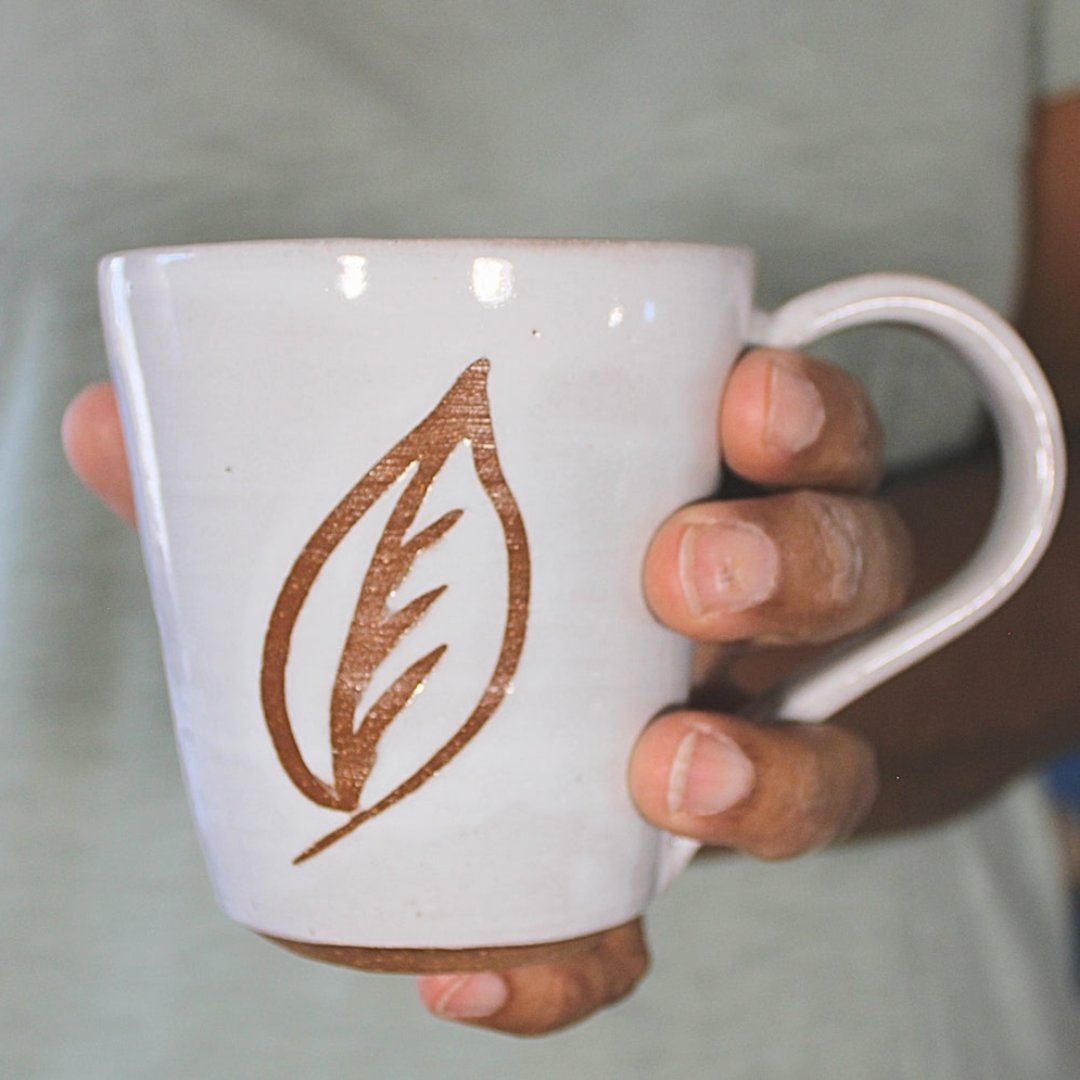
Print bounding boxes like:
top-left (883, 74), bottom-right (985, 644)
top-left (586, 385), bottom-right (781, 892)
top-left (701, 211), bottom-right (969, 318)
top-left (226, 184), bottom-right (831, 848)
top-left (628, 711), bottom-right (685, 819)
top-left (61, 382), bottom-right (136, 525)
top-left (60, 383), bottom-right (106, 464)
top-left (629, 710), bottom-right (753, 829)
top-left (416, 973), bottom-right (445, 1013)
top-left (762, 352), bottom-right (827, 455)
top-left (416, 922), bottom-right (649, 1036)
top-left (719, 348), bottom-right (795, 478)
top-left (642, 503), bottom-right (781, 642)
top-left (721, 349), bottom-right (883, 492)
top-left (418, 972), bottom-right (510, 1021)
top-left (641, 511), bottom-right (690, 627)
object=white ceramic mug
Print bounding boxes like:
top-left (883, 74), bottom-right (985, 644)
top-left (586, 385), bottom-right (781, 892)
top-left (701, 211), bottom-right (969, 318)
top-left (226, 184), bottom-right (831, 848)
top-left (99, 239), bottom-right (1065, 972)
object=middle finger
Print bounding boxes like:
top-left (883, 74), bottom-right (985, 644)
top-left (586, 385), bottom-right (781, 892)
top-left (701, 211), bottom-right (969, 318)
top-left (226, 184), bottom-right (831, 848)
top-left (644, 491), bottom-right (914, 645)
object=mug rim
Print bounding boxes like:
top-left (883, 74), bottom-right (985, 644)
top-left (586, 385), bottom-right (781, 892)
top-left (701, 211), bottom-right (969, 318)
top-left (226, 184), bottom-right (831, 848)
top-left (99, 235), bottom-right (755, 267)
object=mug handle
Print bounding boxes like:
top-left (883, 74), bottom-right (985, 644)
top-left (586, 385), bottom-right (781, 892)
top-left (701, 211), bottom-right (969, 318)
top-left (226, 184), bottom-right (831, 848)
top-left (656, 273), bottom-right (1067, 891)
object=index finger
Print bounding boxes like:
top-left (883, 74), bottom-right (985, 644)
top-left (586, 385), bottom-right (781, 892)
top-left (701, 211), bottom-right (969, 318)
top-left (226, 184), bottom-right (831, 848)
top-left (721, 349), bottom-right (883, 493)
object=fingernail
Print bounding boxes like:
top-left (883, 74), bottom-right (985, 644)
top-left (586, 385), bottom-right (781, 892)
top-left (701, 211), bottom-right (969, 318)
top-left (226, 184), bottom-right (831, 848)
top-left (679, 521), bottom-right (779, 615)
top-left (429, 973), bottom-right (509, 1019)
top-left (667, 727), bottom-right (756, 817)
top-left (766, 359), bottom-right (825, 453)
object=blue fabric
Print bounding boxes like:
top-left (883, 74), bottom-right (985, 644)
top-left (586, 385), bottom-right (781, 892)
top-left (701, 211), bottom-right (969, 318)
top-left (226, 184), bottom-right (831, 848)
top-left (1046, 754), bottom-right (1080, 815)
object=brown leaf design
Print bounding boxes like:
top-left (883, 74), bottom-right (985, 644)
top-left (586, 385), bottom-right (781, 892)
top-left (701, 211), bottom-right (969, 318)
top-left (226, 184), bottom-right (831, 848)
top-left (259, 358), bottom-right (530, 864)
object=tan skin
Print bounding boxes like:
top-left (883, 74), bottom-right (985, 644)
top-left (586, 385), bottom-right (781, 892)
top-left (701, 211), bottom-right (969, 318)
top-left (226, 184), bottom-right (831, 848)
top-left (62, 92), bottom-right (1080, 1036)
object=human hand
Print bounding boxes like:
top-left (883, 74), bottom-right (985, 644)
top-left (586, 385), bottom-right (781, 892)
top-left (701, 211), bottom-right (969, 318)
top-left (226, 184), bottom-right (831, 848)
top-left (62, 347), bottom-right (913, 1035)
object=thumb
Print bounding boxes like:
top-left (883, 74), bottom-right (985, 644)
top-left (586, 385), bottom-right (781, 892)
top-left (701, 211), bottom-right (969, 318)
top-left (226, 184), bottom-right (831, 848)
top-left (61, 382), bottom-right (136, 525)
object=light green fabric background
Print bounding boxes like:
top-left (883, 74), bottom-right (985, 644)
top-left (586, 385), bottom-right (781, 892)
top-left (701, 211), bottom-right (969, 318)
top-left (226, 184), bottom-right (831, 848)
top-left (2, 3), bottom-right (1079, 1077)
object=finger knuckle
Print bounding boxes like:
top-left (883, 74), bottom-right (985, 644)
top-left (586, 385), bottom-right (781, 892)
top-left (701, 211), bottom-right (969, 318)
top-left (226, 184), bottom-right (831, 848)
top-left (792, 492), bottom-right (865, 618)
top-left (845, 379), bottom-right (885, 480)
top-left (548, 969), bottom-right (597, 1029)
top-left (747, 730), bottom-right (850, 859)
top-left (836, 731), bottom-right (881, 839)
top-left (752, 832), bottom-right (814, 861)
top-left (612, 945), bottom-right (650, 1001)
top-left (878, 502), bottom-right (916, 611)
top-left (750, 809), bottom-right (831, 859)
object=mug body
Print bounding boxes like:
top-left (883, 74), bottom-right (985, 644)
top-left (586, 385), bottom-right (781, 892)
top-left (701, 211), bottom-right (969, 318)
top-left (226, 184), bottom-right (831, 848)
top-left (99, 238), bottom-right (754, 968)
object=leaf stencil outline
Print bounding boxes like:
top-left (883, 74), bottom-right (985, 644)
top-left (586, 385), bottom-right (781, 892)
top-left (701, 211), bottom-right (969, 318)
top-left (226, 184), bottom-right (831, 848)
top-left (259, 358), bottom-right (531, 864)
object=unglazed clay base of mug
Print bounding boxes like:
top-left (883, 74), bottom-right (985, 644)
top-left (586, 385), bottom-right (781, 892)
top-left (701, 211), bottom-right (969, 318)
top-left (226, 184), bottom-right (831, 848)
top-left (261, 919), bottom-right (637, 973)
